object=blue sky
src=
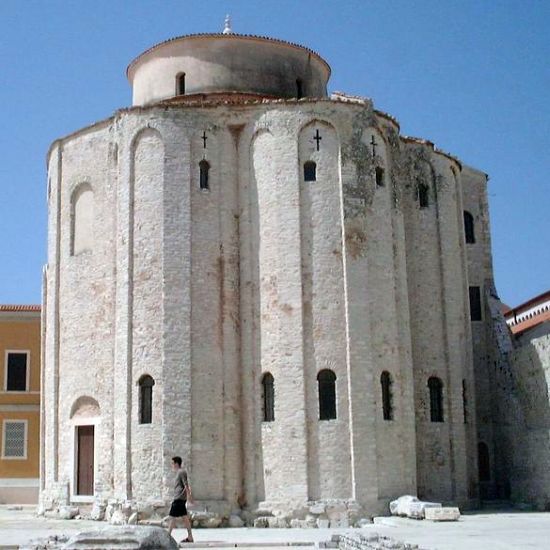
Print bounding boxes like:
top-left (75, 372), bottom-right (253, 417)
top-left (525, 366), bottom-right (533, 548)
top-left (0, 0), bottom-right (548, 306)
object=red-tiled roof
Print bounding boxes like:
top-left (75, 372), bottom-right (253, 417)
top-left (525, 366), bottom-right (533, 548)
top-left (505, 290), bottom-right (550, 316)
top-left (510, 309), bottom-right (550, 336)
top-left (501, 303), bottom-right (512, 314)
top-left (504, 290), bottom-right (550, 336)
top-left (0, 305), bottom-right (41, 312)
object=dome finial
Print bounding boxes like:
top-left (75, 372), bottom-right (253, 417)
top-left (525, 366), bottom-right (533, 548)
top-left (223, 14), bottom-right (232, 34)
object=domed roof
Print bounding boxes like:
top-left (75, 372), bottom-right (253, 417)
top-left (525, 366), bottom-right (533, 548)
top-left (127, 33), bottom-right (331, 106)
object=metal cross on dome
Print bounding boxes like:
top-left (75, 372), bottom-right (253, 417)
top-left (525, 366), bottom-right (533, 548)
top-left (313, 129), bottom-right (322, 151)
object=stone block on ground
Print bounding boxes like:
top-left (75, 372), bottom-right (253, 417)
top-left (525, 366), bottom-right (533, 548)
top-left (228, 514), bottom-right (244, 527)
top-left (128, 512), bottom-right (139, 525)
top-left (135, 502), bottom-right (155, 520)
top-left (424, 507), bottom-right (460, 521)
top-left (389, 495), bottom-right (442, 519)
top-left (330, 516), bottom-right (350, 528)
top-left (253, 516), bottom-right (269, 528)
top-left (90, 501), bottom-right (106, 521)
top-left (267, 516), bottom-right (290, 528)
top-left (110, 509), bottom-right (127, 525)
top-left (356, 517), bottom-right (373, 528)
top-left (20, 534), bottom-right (70, 550)
top-left (308, 502), bottom-right (326, 515)
top-left (189, 510), bottom-right (222, 528)
top-left (57, 506), bottom-right (79, 520)
top-left (316, 517), bottom-right (330, 528)
top-left (63, 526), bottom-right (177, 549)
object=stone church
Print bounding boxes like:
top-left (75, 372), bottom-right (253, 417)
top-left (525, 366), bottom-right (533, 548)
top-left (40, 27), bottom-right (502, 522)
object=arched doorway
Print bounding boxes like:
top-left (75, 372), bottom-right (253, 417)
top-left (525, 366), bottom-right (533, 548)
top-left (70, 396), bottom-right (100, 498)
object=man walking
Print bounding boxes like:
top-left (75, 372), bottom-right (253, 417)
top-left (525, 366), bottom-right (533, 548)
top-left (168, 456), bottom-right (194, 543)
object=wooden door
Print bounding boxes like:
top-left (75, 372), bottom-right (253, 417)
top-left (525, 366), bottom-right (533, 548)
top-left (77, 425), bottom-right (94, 495)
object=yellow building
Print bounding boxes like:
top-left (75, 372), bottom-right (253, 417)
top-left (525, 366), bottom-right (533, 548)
top-left (0, 305), bottom-right (41, 504)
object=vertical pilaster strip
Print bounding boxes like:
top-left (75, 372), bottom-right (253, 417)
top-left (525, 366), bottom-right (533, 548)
top-left (453, 167), bottom-right (478, 500)
top-left (53, 144), bottom-right (62, 482)
top-left (340, 164), bottom-right (379, 507)
top-left (113, 119), bottom-right (132, 500)
top-left (433, 157), bottom-right (468, 501)
top-left (221, 125), bottom-right (243, 505)
top-left (161, 127), bottom-right (192, 500)
top-left (238, 125), bottom-right (258, 505)
top-left (252, 123), bottom-right (309, 507)
top-left (40, 266), bottom-right (47, 492)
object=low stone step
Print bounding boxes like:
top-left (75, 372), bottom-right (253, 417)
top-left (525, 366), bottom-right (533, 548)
top-left (179, 544), bottom-right (314, 549)
top-left (179, 540), bottom-right (315, 550)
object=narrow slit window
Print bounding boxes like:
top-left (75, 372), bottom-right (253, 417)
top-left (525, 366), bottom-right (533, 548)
top-left (462, 379), bottom-right (468, 423)
top-left (469, 286), bottom-right (482, 321)
top-left (262, 373), bottom-right (275, 422)
top-left (478, 442), bottom-right (491, 481)
top-left (177, 73), bottom-right (186, 95)
top-left (318, 369), bottom-right (337, 420)
top-left (139, 375), bottom-right (155, 424)
top-left (296, 79), bottom-right (303, 99)
top-left (375, 167), bottom-right (385, 187)
top-left (380, 371), bottom-right (393, 420)
top-left (428, 376), bottom-right (444, 422)
top-left (464, 211), bottom-right (475, 243)
top-left (417, 183), bottom-right (429, 208)
top-left (304, 161), bottom-right (316, 182)
top-left (199, 160), bottom-right (210, 190)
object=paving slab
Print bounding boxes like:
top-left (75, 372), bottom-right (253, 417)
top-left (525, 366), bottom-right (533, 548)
top-left (2, 507), bottom-right (550, 549)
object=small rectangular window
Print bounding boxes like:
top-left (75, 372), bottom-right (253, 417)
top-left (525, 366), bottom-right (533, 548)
top-left (6, 352), bottom-right (28, 391)
top-left (469, 286), bottom-right (482, 321)
top-left (2, 420), bottom-right (27, 459)
top-left (375, 167), bottom-right (385, 187)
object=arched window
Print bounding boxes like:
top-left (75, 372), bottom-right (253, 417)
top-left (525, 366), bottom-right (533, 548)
top-left (478, 442), bottom-right (491, 481)
top-left (176, 73), bottom-right (186, 95)
top-left (417, 183), bottom-right (429, 208)
top-left (464, 211), bottom-right (475, 243)
top-left (199, 160), bottom-right (210, 190)
top-left (375, 166), bottom-right (385, 187)
top-left (296, 79), bottom-right (303, 99)
top-left (428, 376), bottom-right (443, 422)
top-left (304, 161), bottom-right (316, 182)
top-left (71, 184), bottom-right (94, 256)
top-left (139, 375), bottom-right (155, 424)
top-left (261, 373), bottom-right (274, 422)
top-left (317, 369), bottom-right (336, 420)
top-left (380, 371), bottom-right (393, 420)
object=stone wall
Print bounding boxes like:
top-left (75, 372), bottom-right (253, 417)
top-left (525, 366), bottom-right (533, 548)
top-left (42, 93), bottom-right (489, 521)
top-left (487, 315), bottom-right (550, 508)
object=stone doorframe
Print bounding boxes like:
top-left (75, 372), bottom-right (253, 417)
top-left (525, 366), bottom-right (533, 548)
top-left (69, 396), bottom-right (101, 504)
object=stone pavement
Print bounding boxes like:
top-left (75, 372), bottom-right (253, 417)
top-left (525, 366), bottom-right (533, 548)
top-left (2, 507), bottom-right (550, 549)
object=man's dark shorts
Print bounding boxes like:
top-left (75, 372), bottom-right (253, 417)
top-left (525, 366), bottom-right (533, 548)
top-left (169, 499), bottom-right (187, 517)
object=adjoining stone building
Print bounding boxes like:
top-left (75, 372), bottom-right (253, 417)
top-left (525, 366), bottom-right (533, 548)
top-left (479, 290), bottom-right (550, 507)
top-left (41, 28), bottom-right (496, 521)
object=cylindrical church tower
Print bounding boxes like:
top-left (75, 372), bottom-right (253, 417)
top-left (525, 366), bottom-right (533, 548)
top-left (41, 29), bottom-right (482, 524)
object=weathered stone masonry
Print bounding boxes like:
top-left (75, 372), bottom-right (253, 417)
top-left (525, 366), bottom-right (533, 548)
top-left (41, 32), bottom-right (491, 522)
